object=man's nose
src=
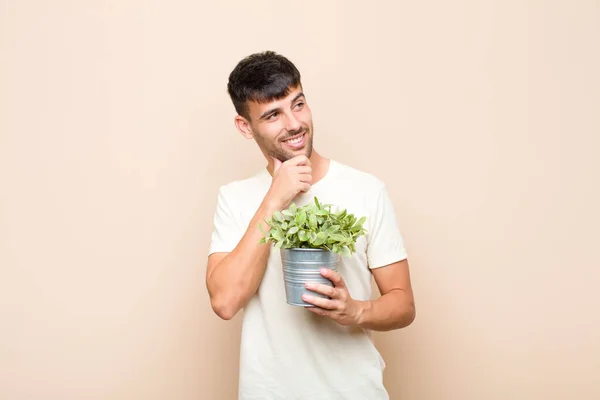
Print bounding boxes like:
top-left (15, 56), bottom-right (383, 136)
top-left (284, 112), bottom-right (302, 132)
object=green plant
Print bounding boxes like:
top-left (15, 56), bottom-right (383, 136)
top-left (259, 196), bottom-right (367, 256)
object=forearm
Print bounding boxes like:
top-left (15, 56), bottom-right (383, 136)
top-left (207, 199), bottom-right (278, 319)
top-left (357, 289), bottom-right (416, 331)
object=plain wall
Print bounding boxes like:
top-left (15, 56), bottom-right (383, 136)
top-left (1, 1), bottom-right (599, 399)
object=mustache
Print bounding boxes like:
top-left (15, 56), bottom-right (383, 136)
top-left (280, 128), bottom-right (307, 141)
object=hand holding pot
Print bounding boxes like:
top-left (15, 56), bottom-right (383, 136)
top-left (265, 155), bottom-right (312, 210)
top-left (302, 268), bottom-right (364, 326)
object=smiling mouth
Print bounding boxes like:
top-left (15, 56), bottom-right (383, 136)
top-left (282, 129), bottom-right (306, 142)
top-left (284, 134), bottom-right (303, 144)
top-left (282, 132), bottom-right (306, 149)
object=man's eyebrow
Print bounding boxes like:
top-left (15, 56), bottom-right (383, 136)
top-left (292, 92), bottom-right (305, 102)
top-left (258, 93), bottom-right (306, 120)
top-left (259, 106), bottom-right (281, 120)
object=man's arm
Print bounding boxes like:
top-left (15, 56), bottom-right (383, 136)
top-left (206, 155), bottom-right (312, 320)
top-left (357, 259), bottom-right (415, 331)
top-left (206, 199), bottom-right (279, 320)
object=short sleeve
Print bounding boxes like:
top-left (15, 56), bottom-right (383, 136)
top-left (366, 184), bottom-right (408, 269)
top-left (208, 185), bottom-right (245, 256)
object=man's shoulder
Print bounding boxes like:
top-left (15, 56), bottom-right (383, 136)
top-left (216, 168), bottom-right (269, 201)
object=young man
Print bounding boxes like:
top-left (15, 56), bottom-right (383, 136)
top-left (206, 51), bottom-right (416, 400)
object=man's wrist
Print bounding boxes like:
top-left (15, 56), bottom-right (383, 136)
top-left (255, 199), bottom-right (281, 232)
top-left (262, 194), bottom-right (285, 213)
top-left (354, 300), bottom-right (373, 328)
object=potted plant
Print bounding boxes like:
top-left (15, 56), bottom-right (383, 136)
top-left (259, 197), bottom-right (367, 307)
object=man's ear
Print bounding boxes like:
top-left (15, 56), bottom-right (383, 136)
top-left (234, 115), bottom-right (254, 139)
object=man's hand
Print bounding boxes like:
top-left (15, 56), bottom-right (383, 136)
top-left (265, 155), bottom-right (312, 210)
top-left (301, 268), bottom-right (366, 326)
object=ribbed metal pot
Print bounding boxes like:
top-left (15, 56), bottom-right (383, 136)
top-left (280, 248), bottom-right (340, 307)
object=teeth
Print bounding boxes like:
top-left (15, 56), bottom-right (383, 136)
top-left (286, 134), bottom-right (303, 144)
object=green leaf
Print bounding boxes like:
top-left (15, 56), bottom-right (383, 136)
top-left (298, 230), bottom-right (309, 242)
top-left (309, 214), bottom-right (317, 230)
top-left (339, 246), bottom-right (351, 257)
top-left (351, 216), bottom-right (366, 232)
top-left (313, 231), bottom-right (327, 246)
top-left (272, 230), bottom-right (284, 241)
top-left (286, 226), bottom-right (299, 236)
top-left (330, 233), bottom-right (346, 242)
top-left (296, 211), bottom-right (307, 226)
top-left (326, 225), bottom-right (340, 234)
top-left (282, 209), bottom-right (295, 219)
top-left (273, 211), bottom-right (284, 222)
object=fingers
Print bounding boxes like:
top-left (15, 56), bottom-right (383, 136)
top-left (302, 294), bottom-right (338, 310)
top-left (295, 166), bottom-right (312, 175)
top-left (267, 154), bottom-right (312, 207)
top-left (305, 282), bottom-right (337, 299)
top-left (274, 157), bottom-right (311, 176)
top-left (298, 173), bottom-right (312, 184)
top-left (306, 307), bottom-right (330, 317)
top-left (321, 268), bottom-right (345, 288)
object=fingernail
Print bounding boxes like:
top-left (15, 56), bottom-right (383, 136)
top-left (320, 268), bottom-right (327, 274)
top-left (305, 283), bottom-right (313, 289)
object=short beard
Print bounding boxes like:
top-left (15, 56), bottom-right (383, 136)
top-left (270, 127), bottom-right (313, 162)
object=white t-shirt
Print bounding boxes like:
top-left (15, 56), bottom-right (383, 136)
top-left (208, 159), bottom-right (408, 400)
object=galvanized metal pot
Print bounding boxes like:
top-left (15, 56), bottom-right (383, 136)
top-left (280, 248), bottom-right (340, 307)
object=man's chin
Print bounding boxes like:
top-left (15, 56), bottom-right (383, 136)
top-left (285, 149), bottom-right (312, 161)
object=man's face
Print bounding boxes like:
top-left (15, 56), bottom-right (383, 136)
top-left (244, 86), bottom-right (314, 162)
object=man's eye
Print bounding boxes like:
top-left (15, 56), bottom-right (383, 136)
top-left (267, 112), bottom-right (278, 120)
top-left (295, 102), bottom-right (305, 109)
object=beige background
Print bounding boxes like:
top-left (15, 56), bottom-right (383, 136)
top-left (1, 1), bottom-right (599, 399)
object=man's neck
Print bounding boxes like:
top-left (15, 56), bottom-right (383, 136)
top-left (308, 150), bottom-right (330, 186)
